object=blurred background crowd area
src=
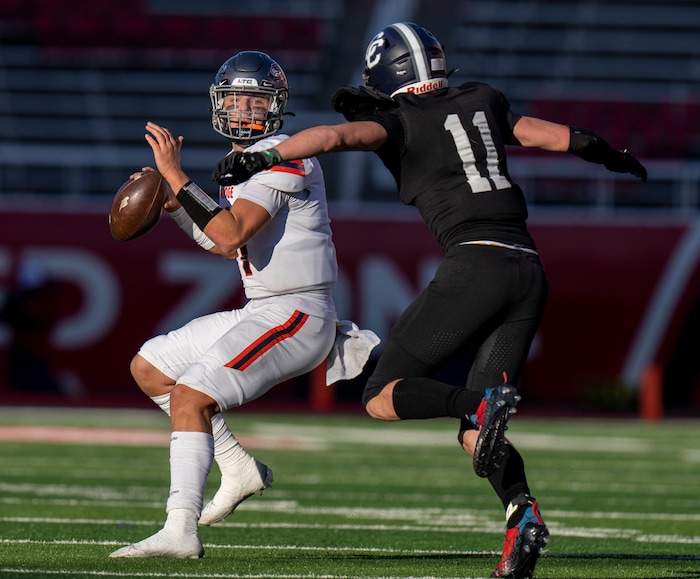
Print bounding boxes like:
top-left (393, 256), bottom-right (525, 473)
top-left (1, 0), bottom-right (698, 208)
top-left (1, 0), bottom-right (699, 414)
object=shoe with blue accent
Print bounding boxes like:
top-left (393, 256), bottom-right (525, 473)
top-left (490, 494), bottom-right (549, 578)
top-left (471, 385), bottom-right (520, 477)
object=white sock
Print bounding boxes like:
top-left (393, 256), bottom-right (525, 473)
top-left (163, 507), bottom-right (199, 534)
top-left (166, 431), bottom-right (214, 516)
top-left (152, 397), bottom-right (252, 478)
top-left (151, 393), bottom-right (171, 416)
top-left (211, 413), bottom-right (255, 476)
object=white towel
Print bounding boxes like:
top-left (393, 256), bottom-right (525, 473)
top-left (326, 320), bottom-right (381, 386)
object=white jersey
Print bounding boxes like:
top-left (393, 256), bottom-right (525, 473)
top-left (219, 134), bottom-right (337, 320)
top-left (138, 139), bottom-right (377, 417)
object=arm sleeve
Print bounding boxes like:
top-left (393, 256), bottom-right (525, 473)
top-left (236, 181), bottom-right (286, 217)
top-left (496, 87), bottom-right (523, 145)
top-left (168, 206), bottom-right (216, 250)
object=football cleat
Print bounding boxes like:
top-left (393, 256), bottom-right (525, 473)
top-left (472, 385), bottom-right (520, 477)
top-left (199, 458), bottom-right (273, 526)
top-left (109, 509), bottom-right (204, 559)
top-left (490, 495), bottom-right (549, 578)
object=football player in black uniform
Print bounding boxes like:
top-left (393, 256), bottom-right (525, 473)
top-left (212, 22), bottom-right (647, 579)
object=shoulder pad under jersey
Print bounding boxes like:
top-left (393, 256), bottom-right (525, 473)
top-left (249, 157), bottom-right (313, 193)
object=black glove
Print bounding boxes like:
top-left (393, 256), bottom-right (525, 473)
top-left (331, 85), bottom-right (397, 121)
top-left (604, 149), bottom-right (648, 182)
top-left (568, 127), bottom-right (647, 182)
top-left (212, 149), bottom-right (282, 186)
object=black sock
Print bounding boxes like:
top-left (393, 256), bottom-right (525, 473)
top-left (392, 377), bottom-right (484, 419)
top-left (487, 444), bottom-right (530, 510)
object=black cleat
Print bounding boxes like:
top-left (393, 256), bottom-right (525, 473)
top-left (490, 495), bottom-right (549, 578)
top-left (471, 385), bottom-right (520, 478)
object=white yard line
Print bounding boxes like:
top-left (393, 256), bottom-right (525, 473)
top-left (2, 512), bottom-right (699, 544)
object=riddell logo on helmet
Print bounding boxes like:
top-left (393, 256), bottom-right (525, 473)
top-left (406, 79), bottom-right (446, 94)
top-left (393, 78), bottom-right (447, 97)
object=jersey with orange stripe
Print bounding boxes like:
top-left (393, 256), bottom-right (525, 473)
top-left (219, 134), bottom-right (337, 319)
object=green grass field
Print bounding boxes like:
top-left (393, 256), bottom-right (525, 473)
top-left (1, 406), bottom-right (699, 579)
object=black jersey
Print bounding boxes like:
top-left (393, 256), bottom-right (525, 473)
top-left (369, 82), bottom-right (535, 250)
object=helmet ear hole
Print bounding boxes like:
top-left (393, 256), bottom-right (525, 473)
top-left (210, 51), bottom-right (289, 145)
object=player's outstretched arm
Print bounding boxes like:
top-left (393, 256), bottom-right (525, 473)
top-left (513, 116), bottom-right (646, 182)
top-left (212, 122), bottom-right (388, 185)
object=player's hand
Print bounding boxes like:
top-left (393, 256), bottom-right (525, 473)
top-left (144, 122), bottom-right (184, 180)
top-left (162, 181), bottom-right (179, 212)
top-left (212, 149), bottom-right (282, 185)
top-left (604, 150), bottom-right (647, 182)
top-left (130, 166), bottom-right (155, 180)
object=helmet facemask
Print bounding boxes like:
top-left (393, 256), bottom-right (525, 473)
top-left (210, 51), bottom-right (289, 145)
top-left (210, 85), bottom-right (287, 144)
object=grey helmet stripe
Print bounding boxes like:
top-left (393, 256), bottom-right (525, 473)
top-left (392, 22), bottom-right (431, 81)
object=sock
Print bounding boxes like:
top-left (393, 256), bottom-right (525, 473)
top-left (210, 413), bottom-right (255, 476)
top-left (166, 431), bottom-right (214, 516)
top-left (486, 444), bottom-right (531, 510)
top-left (392, 378), bottom-right (483, 419)
top-left (151, 393), bottom-right (171, 416)
top-left (152, 397), bottom-right (250, 475)
top-left (163, 507), bottom-right (199, 534)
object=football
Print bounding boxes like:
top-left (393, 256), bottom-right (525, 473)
top-left (109, 171), bottom-right (167, 242)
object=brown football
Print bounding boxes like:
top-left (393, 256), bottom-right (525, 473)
top-left (109, 171), bottom-right (167, 242)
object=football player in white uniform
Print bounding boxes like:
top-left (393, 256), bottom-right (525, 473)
top-left (110, 52), bottom-right (375, 559)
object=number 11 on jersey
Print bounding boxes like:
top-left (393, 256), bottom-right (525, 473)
top-left (444, 111), bottom-right (512, 193)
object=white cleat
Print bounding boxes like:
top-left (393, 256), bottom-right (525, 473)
top-left (199, 459), bottom-right (273, 526)
top-left (110, 511), bottom-right (204, 559)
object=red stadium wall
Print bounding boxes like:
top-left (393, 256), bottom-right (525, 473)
top-left (1, 206), bottom-right (699, 413)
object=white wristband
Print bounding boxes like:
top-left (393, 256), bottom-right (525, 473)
top-left (168, 206), bottom-right (216, 250)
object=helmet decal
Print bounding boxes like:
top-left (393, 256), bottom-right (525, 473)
top-left (363, 22), bottom-right (447, 98)
top-left (393, 22), bottom-right (431, 82)
top-left (268, 63), bottom-right (286, 85)
top-left (365, 33), bottom-right (386, 70)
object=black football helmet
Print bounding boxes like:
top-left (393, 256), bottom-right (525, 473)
top-left (363, 22), bottom-right (447, 98)
top-left (210, 51), bottom-right (289, 144)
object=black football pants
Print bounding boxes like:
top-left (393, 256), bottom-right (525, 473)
top-left (363, 242), bottom-right (548, 408)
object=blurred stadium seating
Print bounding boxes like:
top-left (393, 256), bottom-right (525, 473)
top-left (0, 0), bottom-right (698, 208)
